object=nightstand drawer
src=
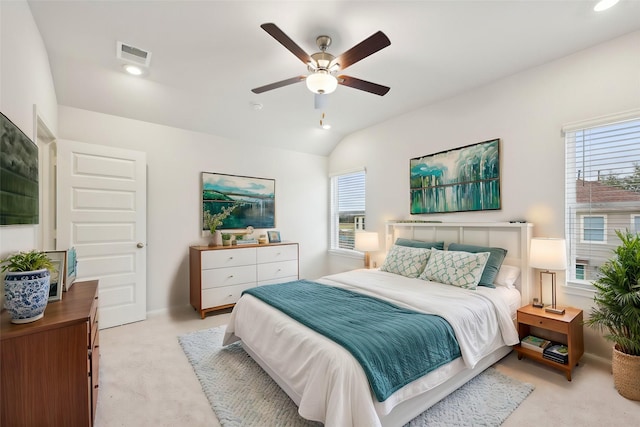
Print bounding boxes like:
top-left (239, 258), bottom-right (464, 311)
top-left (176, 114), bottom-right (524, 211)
top-left (518, 312), bottom-right (567, 334)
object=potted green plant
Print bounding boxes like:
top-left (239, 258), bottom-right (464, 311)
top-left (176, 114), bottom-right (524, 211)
top-left (1, 250), bottom-right (56, 324)
top-left (221, 233), bottom-right (232, 246)
top-left (203, 202), bottom-right (240, 246)
top-left (585, 230), bottom-right (640, 401)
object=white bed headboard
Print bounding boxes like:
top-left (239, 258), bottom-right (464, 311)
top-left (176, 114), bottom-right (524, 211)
top-left (385, 221), bottom-right (534, 304)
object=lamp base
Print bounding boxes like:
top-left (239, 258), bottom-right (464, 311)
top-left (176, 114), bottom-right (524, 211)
top-left (545, 306), bottom-right (566, 315)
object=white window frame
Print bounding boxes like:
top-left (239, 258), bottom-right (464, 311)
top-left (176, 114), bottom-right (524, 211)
top-left (563, 109), bottom-right (640, 293)
top-left (329, 168), bottom-right (366, 258)
top-left (579, 214), bottom-right (607, 244)
top-left (632, 214), bottom-right (640, 234)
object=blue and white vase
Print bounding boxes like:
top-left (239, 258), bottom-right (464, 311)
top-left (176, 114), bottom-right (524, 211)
top-left (3, 269), bottom-right (51, 324)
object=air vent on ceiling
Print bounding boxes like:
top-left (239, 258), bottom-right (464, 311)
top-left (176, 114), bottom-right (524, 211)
top-left (117, 41), bottom-right (152, 67)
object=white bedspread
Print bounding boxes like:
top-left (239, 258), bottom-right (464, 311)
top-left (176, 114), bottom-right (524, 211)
top-left (223, 269), bottom-right (519, 427)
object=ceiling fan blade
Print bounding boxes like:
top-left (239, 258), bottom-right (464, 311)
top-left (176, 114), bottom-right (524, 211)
top-left (333, 31), bottom-right (390, 71)
top-left (261, 23), bottom-right (312, 65)
top-left (251, 76), bottom-right (306, 94)
top-left (338, 75), bottom-right (390, 96)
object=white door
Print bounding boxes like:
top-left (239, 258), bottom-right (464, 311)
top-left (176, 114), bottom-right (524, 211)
top-left (56, 139), bottom-right (147, 329)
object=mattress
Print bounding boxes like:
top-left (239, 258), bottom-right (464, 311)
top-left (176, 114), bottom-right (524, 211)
top-left (223, 269), bottom-right (520, 426)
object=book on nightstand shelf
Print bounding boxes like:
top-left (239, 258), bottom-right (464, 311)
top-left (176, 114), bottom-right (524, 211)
top-left (543, 344), bottom-right (569, 364)
top-left (520, 335), bottom-right (552, 353)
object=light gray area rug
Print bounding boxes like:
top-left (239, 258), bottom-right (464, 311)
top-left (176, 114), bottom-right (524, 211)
top-left (178, 326), bottom-right (534, 427)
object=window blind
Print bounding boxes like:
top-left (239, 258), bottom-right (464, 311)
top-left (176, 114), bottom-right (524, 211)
top-left (565, 117), bottom-right (640, 288)
top-left (330, 170), bottom-right (366, 251)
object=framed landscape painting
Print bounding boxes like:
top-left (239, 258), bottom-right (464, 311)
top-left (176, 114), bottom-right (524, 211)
top-left (410, 139), bottom-right (501, 214)
top-left (202, 172), bottom-right (275, 230)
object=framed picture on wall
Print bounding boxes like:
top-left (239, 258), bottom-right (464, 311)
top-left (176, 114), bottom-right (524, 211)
top-left (45, 250), bottom-right (66, 302)
top-left (202, 172), bottom-right (275, 231)
top-left (267, 230), bottom-right (281, 243)
top-left (410, 138), bottom-right (501, 214)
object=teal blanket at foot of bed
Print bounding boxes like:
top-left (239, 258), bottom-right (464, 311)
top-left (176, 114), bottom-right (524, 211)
top-left (242, 280), bottom-right (461, 401)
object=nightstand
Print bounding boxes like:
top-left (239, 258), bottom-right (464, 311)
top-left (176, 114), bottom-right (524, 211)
top-left (514, 304), bottom-right (584, 381)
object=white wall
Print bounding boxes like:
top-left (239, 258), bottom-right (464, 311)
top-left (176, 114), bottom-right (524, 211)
top-left (328, 31), bottom-right (640, 358)
top-left (57, 106), bottom-right (328, 313)
top-left (0, 0), bottom-right (58, 256)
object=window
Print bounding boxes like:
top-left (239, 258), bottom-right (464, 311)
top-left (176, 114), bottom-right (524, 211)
top-left (580, 215), bottom-right (606, 243)
top-left (564, 116), bottom-right (640, 289)
top-left (330, 170), bottom-right (366, 252)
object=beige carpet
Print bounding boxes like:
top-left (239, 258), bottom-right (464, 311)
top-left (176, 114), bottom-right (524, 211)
top-left (95, 306), bottom-right (640, 427)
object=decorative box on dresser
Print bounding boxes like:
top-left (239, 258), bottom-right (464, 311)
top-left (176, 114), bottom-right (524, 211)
top-left (514, 304), bottom-right (584, 381)
top-left (190, 242), bottom-right (299, 318)
top-left (1, 280), bottom-right (100, 427)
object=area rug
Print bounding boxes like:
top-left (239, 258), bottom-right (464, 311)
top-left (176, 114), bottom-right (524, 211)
top-left (178, 326), bottom-right (534, 427)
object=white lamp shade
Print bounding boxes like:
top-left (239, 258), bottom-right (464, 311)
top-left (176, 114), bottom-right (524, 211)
top-left (354, 231), bottom-right (380, 252)
top-left (306, 72), bottom-right (338, 94)
top-left (529, 238), bottom-right (567, 270)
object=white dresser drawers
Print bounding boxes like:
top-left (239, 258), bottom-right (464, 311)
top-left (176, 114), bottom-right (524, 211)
top-left (202, 283), bottom-right (255, 308)
top-left (201, 247), bottom-right (256, 269)
top-left (257, 260), bottom-right (298, 285)
top-left (202, 265), bottom-right (256, 289)
top-left (257, 245), bottom-right (298, 263)
top-left (190, 242), bottom-right (299, 318)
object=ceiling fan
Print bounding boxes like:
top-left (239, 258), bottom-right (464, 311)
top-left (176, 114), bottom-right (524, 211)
top-left (251, 23), bottom-right (391, 97)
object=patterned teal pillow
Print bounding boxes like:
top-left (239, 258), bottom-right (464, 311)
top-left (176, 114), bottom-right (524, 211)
top-left (380, 245), bottom-right (431, 278)
top-left (418, 249), bottom-right (490, 289)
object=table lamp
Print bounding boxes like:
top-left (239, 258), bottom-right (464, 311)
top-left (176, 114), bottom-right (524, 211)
top-left (354, 231), bottom-right (380, 269)
top-left (529, 237), bottom-right (567, 314)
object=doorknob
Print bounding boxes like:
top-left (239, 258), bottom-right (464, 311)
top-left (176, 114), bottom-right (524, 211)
top-left (137, 242), bottom-right (145, 248)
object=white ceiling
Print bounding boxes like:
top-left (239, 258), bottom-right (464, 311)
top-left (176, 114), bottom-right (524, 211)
top-left (27, 1), bottom-right (640, 156)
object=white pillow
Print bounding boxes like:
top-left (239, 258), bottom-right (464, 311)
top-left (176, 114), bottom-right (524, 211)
top-left (380, 245), bottom-right (431, 278)
top-left (494, 264), bottom-right (521, 289)
top-left (419, 249), bottom-right (490, 289)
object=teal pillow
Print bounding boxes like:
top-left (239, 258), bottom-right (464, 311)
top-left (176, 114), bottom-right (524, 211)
top-left (447, 243), bottom-right (507, 288)
top-left (395, 238), bottom-right (444, 250)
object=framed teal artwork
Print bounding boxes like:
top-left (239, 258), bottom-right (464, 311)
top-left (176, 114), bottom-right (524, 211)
top-left (410, 139), bottom-right (501, 214)
top-left (202, 172), bottom-right (275, 230)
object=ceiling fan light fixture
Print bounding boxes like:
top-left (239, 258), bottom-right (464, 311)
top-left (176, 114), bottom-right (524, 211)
top-left (594, 0), bottom-right (619, 11)
top-left (306, 72), bottom-right (338, 94)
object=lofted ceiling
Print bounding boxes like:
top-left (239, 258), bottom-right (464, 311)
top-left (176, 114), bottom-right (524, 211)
top-left (27, 1), bottom-right (640, 156)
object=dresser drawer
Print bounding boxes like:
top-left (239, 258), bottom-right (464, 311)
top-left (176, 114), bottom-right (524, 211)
top-left (202, 283), bottom-right (255, 308)
top-left (257, 260), bottom-right (298, 283)
top-left (518, 312), bottom-right (567, 334)
top-left (258, 276), bottom-right (298, 286)
top-left (201, 247), bottom-right (256, 269)
top-left (257, 244), bottom-right (298, 264)
top-left (202, 265), bottom-right (256, 290)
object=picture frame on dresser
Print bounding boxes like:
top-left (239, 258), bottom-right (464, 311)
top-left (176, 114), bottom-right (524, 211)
top-left (267, 230), bottom-right (281, 243)
top-left (64, 247), bottom-right (77, 291)
top-left (45, 250), bottom-right (66, 301)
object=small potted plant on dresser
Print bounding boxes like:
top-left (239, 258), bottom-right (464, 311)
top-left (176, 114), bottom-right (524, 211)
top-left (221, 233), bottom-right (232, 246)
top-left (586, 230), bottom-right (640, 401)
top-left (1, 250), bottom-right (56, 324)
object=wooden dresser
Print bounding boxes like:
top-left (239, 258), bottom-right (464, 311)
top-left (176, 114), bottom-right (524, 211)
top-left (190, 242), bottom-right (299, 318)
top-left (1, 280), bottom-right (100, 427)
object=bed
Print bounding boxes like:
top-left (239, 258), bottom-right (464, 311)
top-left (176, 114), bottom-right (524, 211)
top-left (223, 222), bottom-right (533, 427)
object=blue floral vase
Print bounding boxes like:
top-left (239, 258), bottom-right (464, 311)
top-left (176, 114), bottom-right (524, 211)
top-left (4, 269), bottom-right (51, 324)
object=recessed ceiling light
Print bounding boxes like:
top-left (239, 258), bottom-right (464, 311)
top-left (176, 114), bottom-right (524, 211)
top-left (123, 64), bottom-right (143, 76)
top-left (594, 0), bottom-right (619, 12)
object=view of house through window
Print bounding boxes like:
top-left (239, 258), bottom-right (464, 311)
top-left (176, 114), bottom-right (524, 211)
top-left (330, 170), bottom-right (366, 252)
top-left (565, 117), bottom-right (640, 288)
